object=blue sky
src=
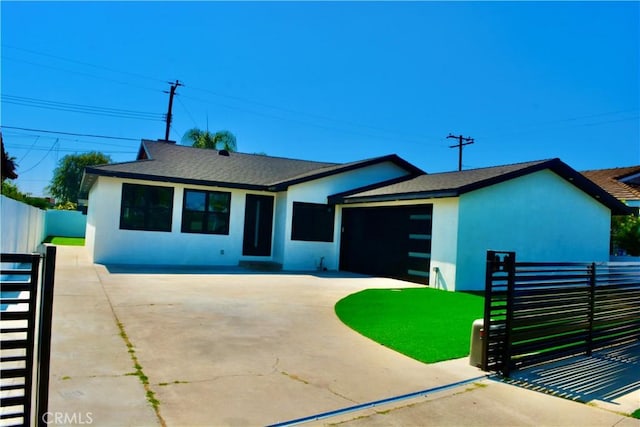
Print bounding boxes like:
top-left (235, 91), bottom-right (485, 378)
top-left (1, 1), bottom-right (638, 197)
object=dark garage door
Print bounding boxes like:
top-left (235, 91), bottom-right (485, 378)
top-left (339, 205), bottom-right (433, 284)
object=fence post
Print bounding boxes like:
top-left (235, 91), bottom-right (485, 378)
top-left (36, 245), bottom-right (57, 426)
top-left (586, 262), bottom-right (596, 357)
top-left (503, 252), bottom-right (516, 377)
top-left (482, 251), bottom-right (496, 372)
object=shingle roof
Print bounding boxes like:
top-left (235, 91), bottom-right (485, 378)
top-left (79, 140), bottom-right (423, 197)
top-left (581, 166), bottom-right (640, 202)
top-left (330, 158), bottom-right (631, 215)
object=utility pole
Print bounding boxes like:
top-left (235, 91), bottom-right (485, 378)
top-left (447, 133), bottom-right (474, 171)
top-left (164, 80), bottom-right (183, 141)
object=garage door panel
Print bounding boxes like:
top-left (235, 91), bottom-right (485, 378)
top-left (408, 237), bottom-right (432, 253)
top-left (340, 205), bottom-right (433, 284)
top-left (407, 255), bottom-right (430, 272)
top-left (408, 219), bottom-right (432, 234)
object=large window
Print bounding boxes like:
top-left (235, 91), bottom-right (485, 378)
top-left (182, 189), bottom-right (231, 234)
top-left (120, 183), bottom-right (174, 232)
top-left (291, 202), bottom-right (335, 242)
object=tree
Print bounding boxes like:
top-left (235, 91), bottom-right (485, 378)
top-left (1, 134), bottom-right (18, 183)
top-left (48, 152), bottom-right (111, 204)
top-left (612, 215), bottom-right (640, 256)
top-left (182, 128), bottom-right (237, 152)
top-left (1, 181), bottom-right (52, 209)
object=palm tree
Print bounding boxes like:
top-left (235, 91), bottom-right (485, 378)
top-left (182, 128), bottom-right (237, 152)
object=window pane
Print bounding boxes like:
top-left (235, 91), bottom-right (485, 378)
top-left (207, 213), bottom-right (229, 234)
top-left (120, 184), bottom-right (173, 232)
top-left (185, 191), bottom-right (206, 211)
top-left (122, 207), bottom-right (146, 229)
top-left (182, 211), bottom-right (205, 233)
top-left (181, 189), bottom-right (231, 235)
top-left (208, 192), bottom-right (230, 213)
top-left (291, 202), bottom-right (334, 242)
top-left (148, 206), bottom-right (173, 231)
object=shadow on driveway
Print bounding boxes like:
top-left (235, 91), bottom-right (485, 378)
top-left (102, 263), bottom-right (381, 280)
top-left (504, 341), bottom-right (640, 403)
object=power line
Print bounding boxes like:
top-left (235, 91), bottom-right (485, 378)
top-left (4, 44), bottom-right (432, 141)
top-left (6, 143), bottom-right (136, 155)
top-left (17, 136), bottom-right (40, 163)
top-left (2, 94), bottom-right (164, 121)
top-left (1, 131), bottom-right (138, 149)
top-left (176, 95), bottom-right (199, 129)
top-left (2, 43), bottom-right (167, 85)
top-left (4, 44), bottom-right (636, 149)
top-left (4, 135), bottom-right (132, 149)
top-left (20, 139), bottom-right (59, 174)
top-left (1, 55), bottom-right (162, 94)
top-left (478, 110), bottom-right (639, 140)
top-left (0, 126), bottom-right (140, 141)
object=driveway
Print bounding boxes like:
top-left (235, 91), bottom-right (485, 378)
top-left (48, 246), bottom-right (637, 426)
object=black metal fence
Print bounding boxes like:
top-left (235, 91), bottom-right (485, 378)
top-left (483, 250), bottom-right (640, 377)
top-left (0, 246), bottom-right (57, 427)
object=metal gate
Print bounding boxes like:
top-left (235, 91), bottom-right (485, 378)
top-left (1, 246), bottom-right (57, 427)
top-left (483, 250), bottom-right (640, 377)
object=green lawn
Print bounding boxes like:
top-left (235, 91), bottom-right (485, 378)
top-left (633, 409), bottom-right (640, 419)
top-left (335, 287), bottom-right (484, 364)
top-left (43, 236), bottom-right (85, 246)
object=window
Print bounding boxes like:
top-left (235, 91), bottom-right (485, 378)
top-left (291, 202), bottom-right (335, 242)
top-left (120, 183), bottom-right (174, 232)
top-left (181, 189), bottom-right (231, 234)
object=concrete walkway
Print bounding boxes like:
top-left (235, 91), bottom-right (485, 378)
top-left (47, 246), bottom-right (639, 426)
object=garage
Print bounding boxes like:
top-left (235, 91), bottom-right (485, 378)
top-left (339, 205), bottom-right (433, 284)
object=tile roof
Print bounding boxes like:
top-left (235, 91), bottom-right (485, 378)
top-left (581, 166), bottom-right (640, 202)
top-left (330, 158), bottom-right (631, 215)
top-left (79, 140), bottom-right (423, 197)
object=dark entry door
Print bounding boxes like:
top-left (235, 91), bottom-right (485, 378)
top-left (340, 205), bottom-right (432, 284)
top-left (243, 194), bottom-right (274, 256)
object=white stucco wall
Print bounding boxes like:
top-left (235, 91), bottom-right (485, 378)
top-left (86, 176), bottom-right (277, 266)
top-left (429, 198), bottom-right (459, 291)
top-left (0, 195), bottom-right (46, 253)
top-left (455, 169), bottom-right (611, 291)
top-left (280, 161), bottom-right (411, 271)
top-left (271, 191), bottom-right (288, 265)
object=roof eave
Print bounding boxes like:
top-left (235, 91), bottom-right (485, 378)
top-left (271, 154), bottom-right (424, 191)
top-left (81, 168), bottom-right (270, 192)
top-left (78, 170), bottom-right (97, 199)
top-left (455, 159), bottom-right (557, 195)
top-left (336, 190), bottom-right (459, 205)
top-left (550, 162), bottom-right (635, 215)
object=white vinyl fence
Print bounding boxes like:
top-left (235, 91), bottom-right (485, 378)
top-left (1, 195), bottom-right (46, 253)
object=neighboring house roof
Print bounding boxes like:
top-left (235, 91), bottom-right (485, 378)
top-left (329, 158), bottom-right (631, 215)
top-left (581, 165), bottom-right (640, 203)
top-left (79, 140), bottom-right (424, 197)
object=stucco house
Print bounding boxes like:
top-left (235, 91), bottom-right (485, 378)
top-left (80, 139), bottom-right (629, 291)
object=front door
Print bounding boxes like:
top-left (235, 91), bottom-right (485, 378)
top-left (242, 194), bottom-right (274, 256)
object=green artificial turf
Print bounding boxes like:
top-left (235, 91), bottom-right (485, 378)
top-left (632, 409), bottom-right (640, 419)
top-left (43, 236), bottom-right (85, 246)
top-left (335, 287), bottom-right (484, 364)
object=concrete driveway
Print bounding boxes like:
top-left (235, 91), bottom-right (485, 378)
top-left (48, 247), bottom-right (638, 426)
